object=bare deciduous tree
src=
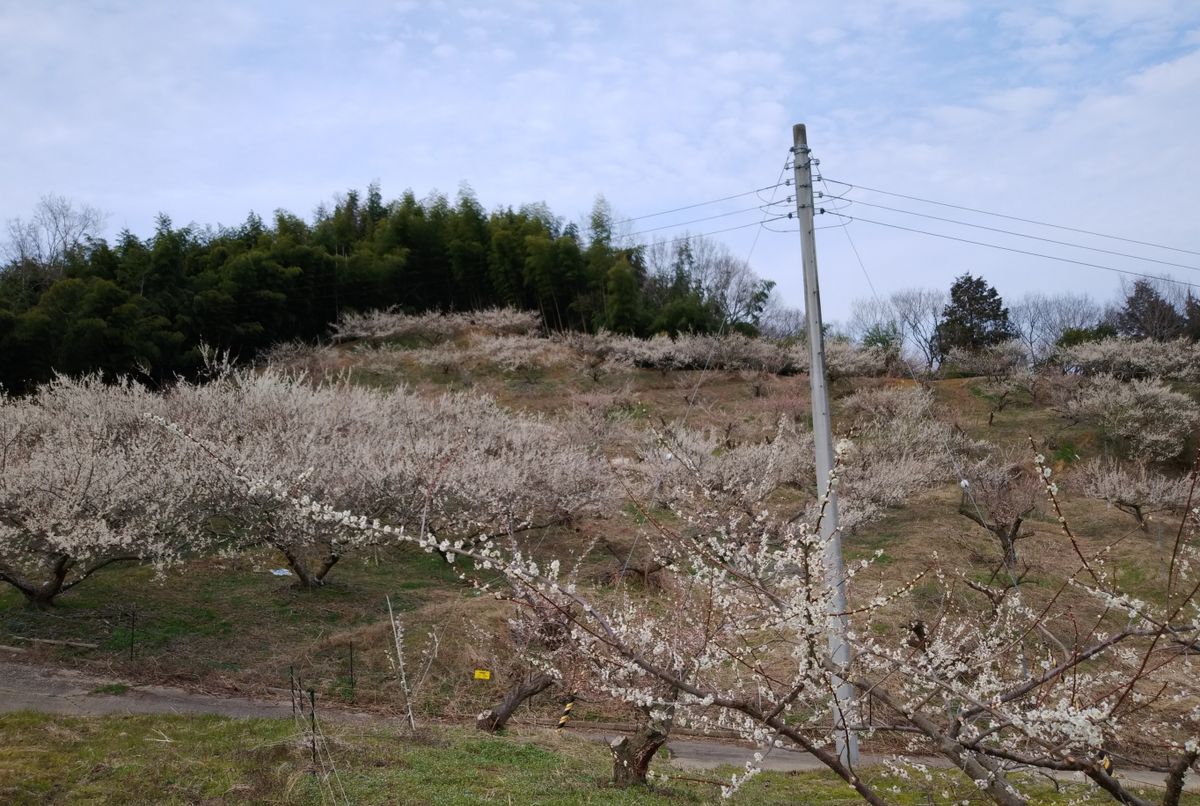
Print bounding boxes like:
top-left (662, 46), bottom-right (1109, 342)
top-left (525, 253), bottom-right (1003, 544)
top-left (757, 296), bottom-right (805, 340)
top-left (958, 451), bottom-right (1041, 576)
top-left (3, 194), bottom-right (106, 284)
top-left (889, 288), bottom-right (945, 371)
top-left (848, 296), bottom-right (893, 343)
top-left (1010, 292), bottom-right (1101, 364)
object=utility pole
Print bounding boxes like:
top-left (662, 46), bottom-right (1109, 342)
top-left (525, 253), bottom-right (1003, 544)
top-left (792, 122), bottom-right (859, 767)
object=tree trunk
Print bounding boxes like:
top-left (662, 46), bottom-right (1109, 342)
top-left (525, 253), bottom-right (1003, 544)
top-left (27, 585), bottom-right (63, 610)
top-left (609, 721), bottom-right (669, 788)
top-left (1084, 766), bottom-right (1154, 806)
top-left (476, 673), bottom-right (556, 733)
top-left (3, 554), bottom-right (139, 609)
top-left (279, 546), bottom-right (340, 588)
top-left (314, 552), bottom-right (340, 583)
top-left (16, 555), bottom-right (71, 609)
top-left (1162, 749), bottom-right (1199, 806)
top-left (998, 524), bottom-right (1020, 576)
top-left (1115, 502), bottom-right (1148, 531)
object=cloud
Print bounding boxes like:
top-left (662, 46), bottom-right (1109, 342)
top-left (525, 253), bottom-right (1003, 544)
top-left (981, 86), bottom-right (1059, 118)
top-left (1, 0), bottom-right (1197, 323)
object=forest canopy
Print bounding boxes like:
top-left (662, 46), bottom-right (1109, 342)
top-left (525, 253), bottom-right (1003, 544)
top-left (0, 186), bottom-right (779, 392)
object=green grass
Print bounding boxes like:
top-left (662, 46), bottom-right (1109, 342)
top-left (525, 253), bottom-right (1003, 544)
top-left (621, 502), bottom-right (676, 525)
top-left (88, 683), bottom-right (130, 696)
top-left (2, 712), bottom-right (1184, 805)
top-left (1112, 557), bottom-right (1170, 606)
top-left (606, 399), bottom-right (651, 421)
top-left (0, 545), bottom-right (462, 703)
top-left (844, 525), bottom-right (900, 565)
top-left (2, 367), bottom-right (1197, 802)
top-left (1051, 439), bottom-right (1081, 463)
top-left (0, 712), bottom-right (298, 805)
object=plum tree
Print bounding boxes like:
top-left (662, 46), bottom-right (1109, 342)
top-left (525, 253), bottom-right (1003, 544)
top-left (0, 376), bottom-right (207, 607)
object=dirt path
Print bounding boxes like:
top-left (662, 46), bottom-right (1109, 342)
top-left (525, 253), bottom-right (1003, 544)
top-left (0, 657), bottom-right (294, 720)
top-left (1, 658), bottom-right (1194, 794)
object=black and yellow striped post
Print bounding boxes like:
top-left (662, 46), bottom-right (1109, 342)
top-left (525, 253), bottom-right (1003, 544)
top-left (556, 694), bottom-right (576, 734)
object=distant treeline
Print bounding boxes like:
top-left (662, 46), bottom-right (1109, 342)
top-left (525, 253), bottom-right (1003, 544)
top-left (0, 186), bottom-right (779, 392)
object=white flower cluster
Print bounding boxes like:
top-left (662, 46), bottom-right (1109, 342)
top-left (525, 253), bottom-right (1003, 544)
top-left (332, 306), bottom-right (541, 343)
top-left (1065, 373), bottom-right (1200, 461)
top-left (0, 365), bottom-right (615, 598)
top-left (5, 353), bottom-right (1197, 803)
top-left (940, 340), bottom-right (1028, 378)
top-left (1077, 456), bottom-right (1193, 529)
top-left (1056, 336), bottom-right (1200, 381)
top-left (405, 334), bottom-right (570, 374)
top-left (0, 375), bottom-right (212, 605)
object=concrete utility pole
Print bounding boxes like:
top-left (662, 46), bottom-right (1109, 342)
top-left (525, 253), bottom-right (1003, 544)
top-left (792, 123), bottom-right (860, 767)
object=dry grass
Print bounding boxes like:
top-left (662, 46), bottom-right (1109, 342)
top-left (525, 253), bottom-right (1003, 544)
top-left (3, 341), bottom-right (1195, 756)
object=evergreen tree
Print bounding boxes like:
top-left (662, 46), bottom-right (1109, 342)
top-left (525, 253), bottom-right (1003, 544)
top-left (1116, 280), bottom-right (1185, 340)
top-left (1184, 292), bottom-right (1200, 341)
top-left (862, 321), bottom-right (902, 351)
top-left (0, 185), bottom-right (782, 389)
top-left (1057, 323), bottom-right (1117, 348)
top-left (605, 257), bottom-right (642, 335)
top-left (447, 185), bottom-right (492, 309)
top-left (933, 273), bottom-right (1015, 359)
top-left (486, 210), bottom-right (528, 307)
top-left (364, 181), bottom-right (387, 232)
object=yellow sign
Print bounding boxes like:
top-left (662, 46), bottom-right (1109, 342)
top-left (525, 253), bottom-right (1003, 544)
top-left (473, 669), bottom-right (492, 681)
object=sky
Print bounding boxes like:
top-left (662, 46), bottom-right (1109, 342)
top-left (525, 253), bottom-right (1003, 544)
top-left (3, 1), bottom-right (1200, 323)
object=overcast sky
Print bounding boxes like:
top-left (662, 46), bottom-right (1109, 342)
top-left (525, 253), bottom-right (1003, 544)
top-left (3, 1), bottom-right (1199, 322)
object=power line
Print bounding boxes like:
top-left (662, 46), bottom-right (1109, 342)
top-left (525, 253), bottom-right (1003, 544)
top-left (613, 180), bottom-right (792, 226)
top-left (837, 197), bottom-right (1200, 274)
top-left (821, 177), bottom-right (1200, 258)
top-left (816, 168), bottom-right (1027, 580)
top-left (628, 215), bottom-right (794, 251)
top-left (831, 212), bottom-right (1200, 290)
top-left (622, 198), bottom-right (794, 240)
top-left (814, 188), bottom-right (853, 204)
top-left (675, 155), bottom-right (795, 434)
top-left (743, 157), bottom-right (796, 267)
